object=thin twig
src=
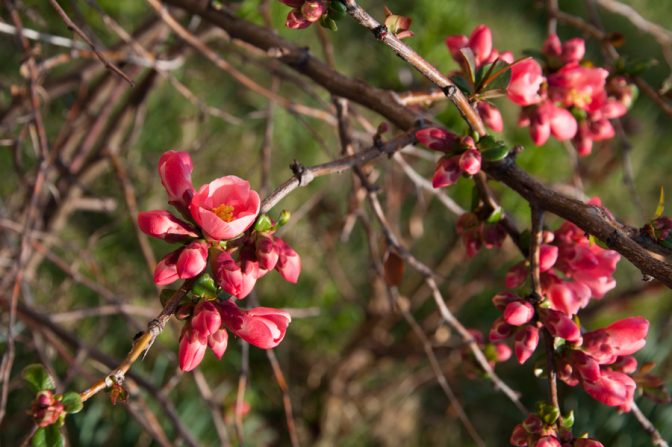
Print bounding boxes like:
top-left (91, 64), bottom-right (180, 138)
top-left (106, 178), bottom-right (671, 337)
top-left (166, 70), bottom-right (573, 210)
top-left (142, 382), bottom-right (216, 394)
top-left (47, 0), bottom-right (134, 85)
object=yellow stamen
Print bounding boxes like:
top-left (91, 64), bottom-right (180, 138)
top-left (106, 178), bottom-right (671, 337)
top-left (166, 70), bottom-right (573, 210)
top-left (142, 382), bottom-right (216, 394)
top-left (212, 204), bottom-right (235, 222)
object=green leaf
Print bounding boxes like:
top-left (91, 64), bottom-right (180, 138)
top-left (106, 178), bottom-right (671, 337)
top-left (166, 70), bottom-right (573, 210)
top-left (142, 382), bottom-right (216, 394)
top-left (327, 0), bottom-right (346, 20)
top-left (23, 365), bottom-right (55, 392)
top-left (32, 426), bottom-right (63, 447)
top-left (478, 136), bottom-right (509, 161)
top-left (560, 410), bottom-right (575, 428)
top-left (654, 186), bottom-right (665, 219)
top-left (277, 210), bottom-right (291, 227)
top-left (192, 273), bottom-right (217, 299)
top-left (254, 214), bottom-right (274, 233)
top-left (588, 234), bottom-right (609, 250)
top-left (459, 47), bottom-right (477, 84)
top-left (485, 207), bottom-right (503, 224)
top-left (450, 74), bottom-right (473, 95)
top-left (476, 59), bottom-right (511, 93)
top-left (481, 146), bottom-right (509, 161)
top-left (60, 391), bottom-right (83, 414)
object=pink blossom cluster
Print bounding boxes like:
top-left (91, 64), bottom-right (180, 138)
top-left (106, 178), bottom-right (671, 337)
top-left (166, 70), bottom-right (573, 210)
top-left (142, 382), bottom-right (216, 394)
top-left (279, 0), bottom-right (329, 29)
top-left (510, 413), bottom-right (603, 447)
top-left (138, 151), bottom-right (300, 291)
top-left (445, 24), bottom-right (514, 131)
top-left (488, 201), bottom-right (650, 411)
top-left (507, 34), bottom-right (634, 155)
top-left (178, 300), bottom-right (291, 371)
top-left (415, 129), bottom-right (482, 188)
top-left (138, 150), bottom-right (301, 371)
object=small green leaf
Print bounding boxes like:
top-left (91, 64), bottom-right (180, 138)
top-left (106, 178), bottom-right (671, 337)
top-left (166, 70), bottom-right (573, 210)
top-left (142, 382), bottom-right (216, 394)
top-left (481, 146), bottom-right (509, 161)
top-left (23, 365), bottom-right (55, 392)
top-left (327, 0), bottom-right (346, 20)
top-left (588, 234), bottom-right (609, 249)
top-left (319, 16), bottom-right (338, 31)
top-left (60, 392), bottom-right (83, 414)
top-left (485, 207), bottom-right (503, 224)
top-left (553, 337), bottom-right (566, 350)
top-left (254, 214), bottom-right (274, 233)
top-left (560, 410), bottom-right (575, 428)
top-left (32, 426), bottom-right (64, 447)
top-left (476, 59), bottom-right (512, 92)
top-left (654, 186), bottom-right (665, 219)
top-left (459, 47), bottom-right (477, 84)
top-left (277, 210), bottom-right (291, 227)
top-left (450, 74), bottom-right (473, 95)
top-left (192, 274), bottom-right (217, 299)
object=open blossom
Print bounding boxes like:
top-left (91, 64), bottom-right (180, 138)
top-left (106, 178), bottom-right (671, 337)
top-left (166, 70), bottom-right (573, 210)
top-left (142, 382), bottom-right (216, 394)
top-left (189, 176), bottom-right (261, 241)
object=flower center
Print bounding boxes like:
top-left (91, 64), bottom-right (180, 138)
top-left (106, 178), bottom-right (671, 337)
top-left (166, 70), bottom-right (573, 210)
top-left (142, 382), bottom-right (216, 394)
top-left (212, 204), bottom-right (235, 222)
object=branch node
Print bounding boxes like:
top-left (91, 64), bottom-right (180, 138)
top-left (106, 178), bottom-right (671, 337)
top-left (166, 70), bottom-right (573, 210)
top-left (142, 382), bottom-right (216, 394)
top-left (442, 85), bottom-right (457, 97)
top-left (372, 25), bottom-right (388, 40)
top-left (290, 160), bottom-right (315, 186)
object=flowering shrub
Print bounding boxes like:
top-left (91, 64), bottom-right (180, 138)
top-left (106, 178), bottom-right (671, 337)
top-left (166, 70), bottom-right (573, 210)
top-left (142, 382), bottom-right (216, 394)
top-left (139, 150), bottom-right (299, 371)
top-left (11, 2), bottom-right (672, 446)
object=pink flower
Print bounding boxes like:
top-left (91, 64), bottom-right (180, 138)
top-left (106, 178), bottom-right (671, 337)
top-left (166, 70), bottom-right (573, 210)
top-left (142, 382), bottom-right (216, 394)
top-left (191, 301), bottom-right (222, 337)
top-left (286, 9), bottom-right (312, 29)
top-left (300, 1), bottom-right (326, 22)
top-left (562, 38), bottom-right (585, 64)
top-left (208, 328), bottom-right (229, 359)
top-left (492, 291), bottom-right (521, 311)
top-left (154, 251), bottom-right (180, 286)
top-left (508, 59), bottom-right (545, 106)
top-left (515, 325), bottom-right (539, 364)
top-left (432, 156), bottom-right (462, 188)
top-left (214, 251), bottom-right (255, 299)
top-left (510, 424), bottom-right (528, 447)
top-left (548, 65), bottom-right (608, 112)
top-left (158, 150), bottom-right (194, 208)
top-left (31, 390), bottom-right (65, 428)
top-left (539, 308), bottom-right (581, 342)
top-left (495, 343), bottom-right (512, 362)
top-left (503, 301), bottom-right (535, 326)
top-left (467, 24), bottom-right (493, 66)
top-left (582, 368), bottom-right (636, 411)
top-left (179, 324), bottom-right (207, 371)
top-left (189, 176), bottom-right (260, 241)
top-left (459, 149), bottom-right (482, 175)
top-left (176, 241), bottom-right (208, 279)
top-left (137, 210), bottom-right (198, 242)
top-left (528, 102), bottom-right (578, 146)
top-left (582, 317), bottom-right (649, 364)
top-left (256, 235), bottom-right (279, 270)
top-left (489, 316), bottom-right (515, 342)
top-left (547, 282), bottom-right (590, 316)
top-left (415, 128), bottom-right (459, 152)
top-left (218, 301), bottom-right (291, 349)
top-left (477, 102), bottom-right (504, 132)
top-left (275, 238), bottom-right (301, 283)
top-left (539, 244), bottom-right (559, 271)
top-left (570, 350), bottom-right (601, 382)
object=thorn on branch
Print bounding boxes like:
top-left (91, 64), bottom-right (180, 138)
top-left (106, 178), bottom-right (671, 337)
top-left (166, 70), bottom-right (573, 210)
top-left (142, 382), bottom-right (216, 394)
top-left (372, 25), bottom-right (388, 40)
top-left (290, 160), bottom-right (315, 186)
top-left (442, 85), bottom-right (457, 97)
